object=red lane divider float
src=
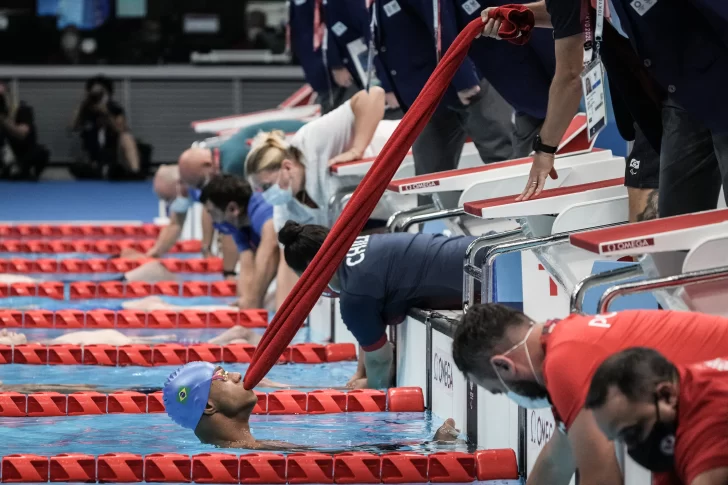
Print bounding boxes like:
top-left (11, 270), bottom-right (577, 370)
top-left (0, 448), bottom-right (518, 483)
top-left (0, 223), bottom-right (162, 239)
top-left (0, 258), bottom-right (223, 274)
top-left (0, 239), bottom-right (201, 254)
top-left (1, 280), bottom-right (241, 300)
top-left (0, 387), bottom-right (424, 417)
top-left (0, 342), bottom-right (356, 366)
top-left (0, 309), bottom-right (268, 329)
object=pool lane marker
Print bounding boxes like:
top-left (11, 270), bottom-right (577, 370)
top-left (0, 447), bottom-right (519, 483)
top-left (0, 257), bottom-right (224, 274)
top-left (0, 387), bottom-right (423, 417)
top-left (0, 308), bottom-right (268, 329)
top-left (0, 342), bottom-right (356, 366)
top-left (4, 280), bottom-right (244, 300)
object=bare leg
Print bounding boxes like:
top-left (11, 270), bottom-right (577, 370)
top-left (0, 274), bottom-right (38, 284)
top-left (122, 296), bottom-right (234, 312)
top-left (48, 329), bottom-right (134, 346)
top-left (207, 325), bottom-right (262, 346)
top-left (629, 187), bottom-right (659, 222)
top-left (124, 260), bottom-right (178, 283)
top-left (119, 248), bottom-right (147, 259)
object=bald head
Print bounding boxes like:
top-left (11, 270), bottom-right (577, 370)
top-left (153, 165), bottom-right (180, 202)
top-left (179, 147), bottom-right (216, 189)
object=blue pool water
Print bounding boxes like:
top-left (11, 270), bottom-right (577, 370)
top-left (0, 362), bottom-right (358, 390)
top-left (0, 296), bottom-right (235, 311)
top-left (0, 411), bottom-right (455, 456)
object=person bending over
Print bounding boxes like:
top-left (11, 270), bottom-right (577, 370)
top-left (200, 174), bottom-right (279, 310)
top-left (451, 304), bottom-right (728, 485)
top-left (586, 347), bottom-right (728, 485)
top-left (163, 362), bottom-right (461, 449)
top-left (278, 221), bottom-right (480, 389)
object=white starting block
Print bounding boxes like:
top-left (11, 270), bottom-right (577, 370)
top-left (386, 114), bottom-right (600, 235)
top-left (570, 208), bottom-right (728, 315)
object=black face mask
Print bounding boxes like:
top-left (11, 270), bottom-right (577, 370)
top-left (626, 397), bottom-right (676, 473)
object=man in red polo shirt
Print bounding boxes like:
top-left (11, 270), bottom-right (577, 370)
top-left (451, 305), bottom-right (728, 485)
top-left (586, 348), bottom-right (728, 485)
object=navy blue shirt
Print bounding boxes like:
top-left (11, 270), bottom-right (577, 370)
top-left (337, 233), bottom-right (476, 350)
top-left (214, 194), bottom-right (274, 252)
top-left (290, 0), bottom-right (334, 93)
top-left (449, 0), bottom-right (555, 119)
top-left (369, 0), bottom-right (480, 110)
top-left (325, 0), bottom-right (394, 92)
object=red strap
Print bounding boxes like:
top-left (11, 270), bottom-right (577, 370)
top-left (243, 18), bottom-right (485, 390)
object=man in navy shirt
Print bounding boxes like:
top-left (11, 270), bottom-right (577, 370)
top-left (278, 221), bottom-right (477, 389)
top-left (200, 174), bottom-right (280, 310)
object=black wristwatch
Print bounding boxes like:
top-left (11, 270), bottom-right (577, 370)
top-left (533, 134), bottom-right (558, 155)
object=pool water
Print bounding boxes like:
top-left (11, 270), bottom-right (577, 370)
top-left (0, 296), bottom-right (235, 311)
top-left (0, 362), bottom-right (358, 390)
top-left (0, 253), bottom-right (207, 260)
top-left (0, 411), bottom-right (455, 456)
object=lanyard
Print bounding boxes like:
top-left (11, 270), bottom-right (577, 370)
top-left (365, 1), bottom-right (377, 90)
top-left (433, 0), bottom-right (442, 62)
top-left (583, 0), bottom-right (605, 64)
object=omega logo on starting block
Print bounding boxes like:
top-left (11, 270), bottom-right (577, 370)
top-left (401, 180), bottom-right (440, 192)
top-left (600, 237), bottom-right (654, 254)
top-left (433, 348), bottom-right (454, 395)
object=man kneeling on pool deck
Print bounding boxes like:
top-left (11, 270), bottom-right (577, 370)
top-left (163, 362), bottom-right (461, 449)
top-left (586, 348), bottom-right (728, 485)
top-left (200, 173), bottom-right (280, 310)
top-left (278, 221), bottom-right (481, 390)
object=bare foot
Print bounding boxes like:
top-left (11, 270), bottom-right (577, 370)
top-left (433, 418), bottom-right (460, 442)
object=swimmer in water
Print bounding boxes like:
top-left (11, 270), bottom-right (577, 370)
top-left (0, 325), bottom-right (261, 347)
top-left (0, 260), bottom-right (177, 285)
top-left (164, 362), bottom-right (462, 450)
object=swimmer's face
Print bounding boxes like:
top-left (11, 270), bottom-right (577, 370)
top-left (0, 329), bottom-right (27, 346)
top-left (207, 366), bottom-right (258, 417)
top-left (591, 383), bottom-right (678, 446)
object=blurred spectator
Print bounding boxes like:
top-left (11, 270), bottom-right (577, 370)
top-left (58, 25), bottom-right (82, 64)
top-left (0, 84), bottom-right (48, 181)
top-left (247, 10), bottom-right (284, 52)
top-left (69, 75), bottom-right (144, 180)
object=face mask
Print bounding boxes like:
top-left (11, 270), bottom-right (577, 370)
top-left (492, 324), bottom-right (550, 408)
top-left (627, 398), bottom-right (676, 473)
top-left (506, 391), bottom-right (551, 409)
top-left (213, 222), bottom-right (239, 235)
top-left (262, 184), bottom-right (293, 206)
top-left (169, 196), bottom-right (192, 214)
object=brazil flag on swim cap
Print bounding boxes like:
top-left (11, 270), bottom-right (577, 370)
top-left (163, 362), bottom-right (215, 430)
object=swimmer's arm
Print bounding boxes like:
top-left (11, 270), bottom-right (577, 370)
top-left (347, 87), bottom-right (386, 158)
top-left (241, 220), bottom-right (279, 308)
top-left (147, 211), bottom-right (185, 258)
top-left (526, 420), bottom-right (575, 485)
top-left (568, 410), bottom-right (623, 485)
top-left (202, 211), bottom-right (214, 257)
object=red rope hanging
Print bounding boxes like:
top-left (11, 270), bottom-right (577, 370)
top-left (244, 19), bottom-right (484, 390)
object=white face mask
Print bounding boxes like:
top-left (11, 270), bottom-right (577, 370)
top-left (492, 324), bottom-right (550, 409)
top-left (505, 391), bottom-right (552, 409)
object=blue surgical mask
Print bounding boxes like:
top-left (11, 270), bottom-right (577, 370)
top-left (169, 196), bottom-right (192, 214)
top-left (213, 222), bottom-right (238, 235)
top-left (262, 184), bottom-right (293, 206)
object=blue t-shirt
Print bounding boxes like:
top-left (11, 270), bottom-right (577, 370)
top-left (215, 193), bottom-right (274, 252)
top-left (337, 233), bottom-right (476, 350)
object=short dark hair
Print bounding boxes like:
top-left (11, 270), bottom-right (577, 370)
top-left (85, 75), bottom-right (114, 96)
top-left (452, 304), bottom-right (530, 378)
top-left (277, 221), bottom-right (329, 273)
top-left (199, 173), bottom-right (253, 213)
top-left (585, 347), bottom-right (678, 409)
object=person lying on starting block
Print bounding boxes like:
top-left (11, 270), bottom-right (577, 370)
top-left (277, 221), bottom-right (483, 390)
top-left (0, 260), bottom-right (176, 286)
top-left (0, 325), bottom-right (261, 347)
top-left (451, 304), bottom-right (728, 485)
top-left (163, 361), bottom-right (461, 450)
top-left (586, 348), bottom-right (728, 485)
top-left (199, 174), bottom-right (281, 310)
